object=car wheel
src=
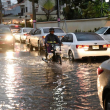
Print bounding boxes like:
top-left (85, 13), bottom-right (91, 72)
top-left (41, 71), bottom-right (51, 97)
top-left (35, 40), bottom-right (41, 51)
top-left (104, 93), bottom-right (110, 110)
top-left (69, 50), bottom-right (74, 61)
top-left (24, 40), bottom-right (26, 44)
top-left (29, 42), bottom-right (34, 51)
top-left (20, 39), bottom-right (22, 43)
top-left (26, 43), bottom-right (29, 47)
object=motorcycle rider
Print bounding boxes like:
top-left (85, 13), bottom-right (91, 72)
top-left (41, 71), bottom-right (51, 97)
top-left (45, 28), bottom-right (61, 61)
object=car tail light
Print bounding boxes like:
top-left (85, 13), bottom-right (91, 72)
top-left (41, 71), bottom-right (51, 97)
top-left (103, 44), bottom-right (108, 48)
top-left (83, 45), bottom-right (89, 48)
top-left (76, 45), bottom-right (83, 48)
top-left (42, 36), bottom-right (46, 39)
top-left (15, 25), bottom-right (18, 27)
top-left (76, 45), bottom-right (89, 49)
top-left (24, 34), bottom-right (27, 36)
top-left (97, 67), bottom-right (103, 75)
top-left (108, 44), bottom-right (110, 48)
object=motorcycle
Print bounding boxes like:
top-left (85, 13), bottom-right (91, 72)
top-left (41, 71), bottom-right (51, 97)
top-left (42, 43), bottom-right (62, 65)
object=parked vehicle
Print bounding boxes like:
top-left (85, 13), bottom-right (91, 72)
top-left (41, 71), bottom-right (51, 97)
top-left (26, 27), bottom-right (66, 51)
top-left (61, 32), bottom-right (110, 60)
top-left (97, 59), bottom-right (110, 110)
top-left (0, 25), bottom-right (15, 50)
top-left (8, 24), bottom-right (22, 33)
top-left (95, 26), bottom-right (110, 43)
top-left (14, 27), bottom-right (33, 43)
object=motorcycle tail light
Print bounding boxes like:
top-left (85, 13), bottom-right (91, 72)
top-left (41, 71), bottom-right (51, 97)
top-left (97, 67), bottom-right (103, 75)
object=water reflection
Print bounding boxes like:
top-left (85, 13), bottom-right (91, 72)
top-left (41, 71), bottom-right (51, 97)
top-left (14, 43), bottom-right (29, 52)
top-left (4, 64), bottom-right (16, 108)
top-left (6, 51), bottom-right (14, 59)
top-left (44, 64), bottom-right (68, 110)
top-left (0, 42), bottom-right (103, 109)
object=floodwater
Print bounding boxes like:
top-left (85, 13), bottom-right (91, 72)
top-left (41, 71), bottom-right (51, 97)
top-left (0, 43), bottom-right (105, 110)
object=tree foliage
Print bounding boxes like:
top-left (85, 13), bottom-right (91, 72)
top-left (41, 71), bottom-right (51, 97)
top-left (39, 0), bottom-right (55, 21)
top-left (19, 0), bottom-right (110, 20)
top-left (29, 0), bottom-right (38, 3)
top-left (17, 0), bottom-right (24, 4)
top-left (61, 0), bottom-right (109, 20)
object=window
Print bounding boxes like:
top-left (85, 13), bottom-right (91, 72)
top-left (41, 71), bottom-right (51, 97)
top-left (29, 29), bottom-right (36, 35)
top-left (24, 8), bottom-right (25, 13)
top-left (95, 27), bottom-right (107, 34)
top-left (68, 34), bottom-right (73, 42)
top-left (0, 27), bottom-right (11, 34)
top-left (34, 29), bottom-right (41, 35)
top-left (61, 35), bottom-right (69, 42)
top-left (23, 28), bottom-right (32, 33)
top-left (61, 34), bottom-right (73, 42)
top-left (104, 28), bottom-right (110, 34)
top-left (75, 33), bottom-right (104, 41)
top-left (43, 28), bottom-right (64, 33)
top-left (26, 7), bottom-right (28, 12)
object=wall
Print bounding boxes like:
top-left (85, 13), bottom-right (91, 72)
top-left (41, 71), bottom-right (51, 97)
top-left (36, 17), bottom-right (108, 33)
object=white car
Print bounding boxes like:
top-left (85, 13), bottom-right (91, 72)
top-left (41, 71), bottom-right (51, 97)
top-left (27, 27), bottom-right (66, 51)
top-left (97, 59), bottom-right (110, 110)
top-left (61, 32), bottom-right (110, 60)
top-left (96, 26), bottom-right (110, 43)
top-left (14, 27), bottom-right (33, 43)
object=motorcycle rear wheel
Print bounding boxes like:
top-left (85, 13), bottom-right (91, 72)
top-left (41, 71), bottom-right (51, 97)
top-left (56, 55), bottom-right (62, 65)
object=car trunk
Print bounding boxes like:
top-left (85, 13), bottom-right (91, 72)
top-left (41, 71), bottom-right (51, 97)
top-left (76, 40), bottom-right (109, 51)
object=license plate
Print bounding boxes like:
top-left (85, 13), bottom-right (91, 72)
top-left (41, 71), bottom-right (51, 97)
top-left (92, 45), bottom-right (99, 49)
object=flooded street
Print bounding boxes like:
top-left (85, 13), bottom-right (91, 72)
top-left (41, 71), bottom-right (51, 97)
top-left (0, 43), bottom-right (105, 110)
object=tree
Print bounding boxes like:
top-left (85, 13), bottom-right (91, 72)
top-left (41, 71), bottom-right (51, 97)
top-left (17, 0), bottom-right (24, 4)
top-left (29, 0), bottom-right (38, 3)
top-left (61, 0), bottom-right (94, 19)
top-left (39, 0), bottom-right (55, 21)
top-left (82, 0), bottom-right (109, 18)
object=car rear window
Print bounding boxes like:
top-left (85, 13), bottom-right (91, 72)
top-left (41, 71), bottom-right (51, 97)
top-left (23, 29), bottom-right (32, 32)
top-left (0, 27), bottom-right (11, 33)
top-left (75, 33), bottom-right (104, 41)
top-left (10, 25), bottom-right (22, 29)
top-left (43, 28), bottom-right (64, 33)
top-left (95, 27), bottom-right (107, 34)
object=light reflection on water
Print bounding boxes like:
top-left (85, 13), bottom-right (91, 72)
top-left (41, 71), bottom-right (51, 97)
top-left (0, 47), bottom-right (103, 110)
top-left (6, 52), bottom-right (14, 59)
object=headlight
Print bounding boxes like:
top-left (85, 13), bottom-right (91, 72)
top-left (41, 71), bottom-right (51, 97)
top-left (5, 35), bottom-right (13, 40)
top-left (55, 46), bottom-right (61, 51)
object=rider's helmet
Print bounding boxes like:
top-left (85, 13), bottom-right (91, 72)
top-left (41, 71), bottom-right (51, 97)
top-left (49, 28), bottom-right (54, 32)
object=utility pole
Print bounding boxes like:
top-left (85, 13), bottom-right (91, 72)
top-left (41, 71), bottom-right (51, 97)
top-left (32, 0), bottom-right (36, 29)
top-left (0, 0), bottom-right (2, 24)
top-left (57, 0), bottom-right (60, 27)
